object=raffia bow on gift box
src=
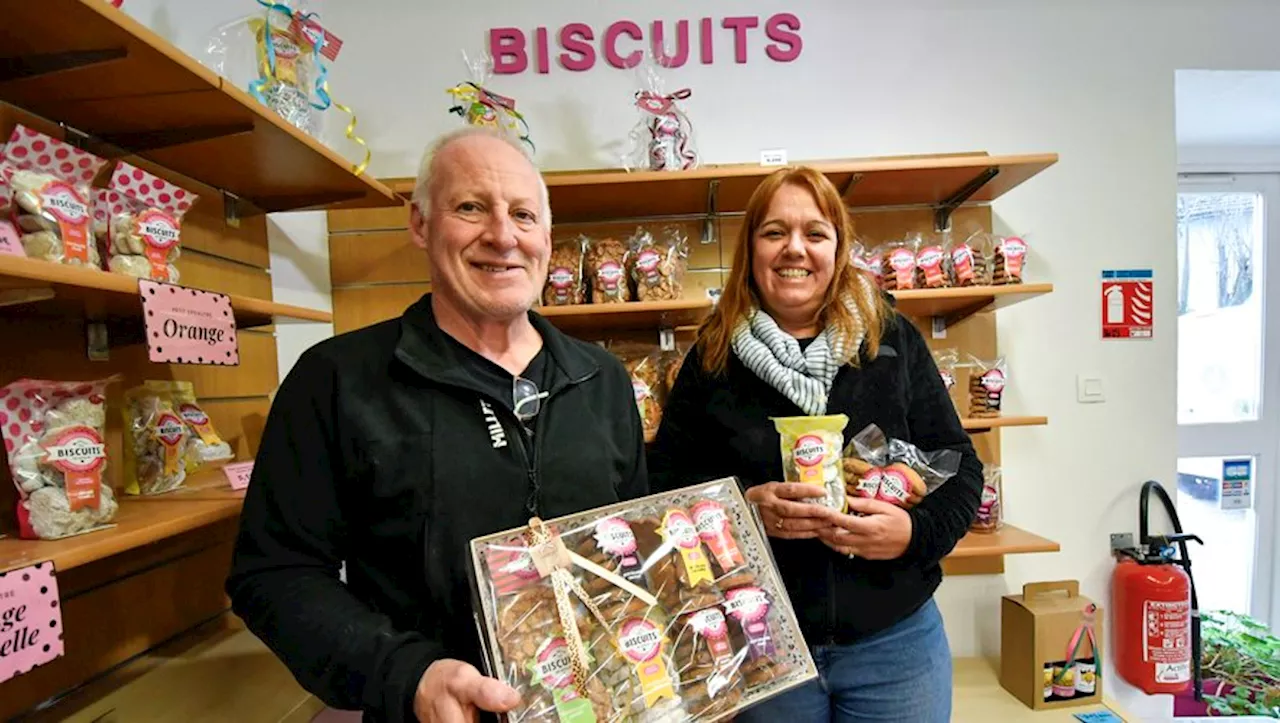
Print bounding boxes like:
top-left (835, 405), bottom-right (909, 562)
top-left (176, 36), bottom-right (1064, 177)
top-left (524, 516), bottom-right (659, 698)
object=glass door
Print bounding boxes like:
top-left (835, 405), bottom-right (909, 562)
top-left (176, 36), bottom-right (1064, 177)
top-left (1176, 172), bottom-right (1280, 630)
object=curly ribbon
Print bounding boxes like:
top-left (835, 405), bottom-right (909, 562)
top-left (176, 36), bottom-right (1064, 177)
top-left (250, 1), bottom-right (370, 175)
top-left (1055, 602), bottom-right (1102, 686)
top-left (447, 81), bottom-right (535, 154)
top-left (526, 517), bottom-right (657, 698)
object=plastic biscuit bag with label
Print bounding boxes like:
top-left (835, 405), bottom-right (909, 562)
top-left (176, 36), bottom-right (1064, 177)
top-left (585, 235), bottom-right (633, 303)
top-left (123, 382), bottom-right (195, 496)
top-left (98, 161), bottom-right (198, 283)
top-left (841, 423), bottom-right (961, 510)
top-left (629, 226), bottom-right (689, 302)
top-left (773, 414), bottom-right (848, 512)
top-left (0, 376), bottom-right (122, 540)
top-left (541, 235), bottom-right (586, 306)
top-left (967, 355), bottom-right (1008, 418)
top-left (1, 125), bottom-right (109, 268)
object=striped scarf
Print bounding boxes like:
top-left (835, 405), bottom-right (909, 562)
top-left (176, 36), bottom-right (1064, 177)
top-left (730, 292), bottom-right (870, 416)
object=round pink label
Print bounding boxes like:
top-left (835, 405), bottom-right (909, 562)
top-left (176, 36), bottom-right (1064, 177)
top-left (138, 208), bottom-right (179, 250)
top-left (598, 262), bottom-right (624, 289)
top-left (692, 501), bottom-right (728, 537)
top-left (45, 426), bottom-right (106, 473)
top-left (663, 510), bottom-right (699, 549)
top-left (980, 369), bottom-right (1006, 392)
top-left (636, 249), bottom-right (660, 273)
top-left (917, 246), bottom-right (944, 268)
top-left (618, 618), bottom-right (663, 663)
top-left (178, 403), bottom-right (209, 426)
top-left (689, 608), bottom-right (729, 639)
top-left (40, 181), bottom-right (88, 224)
top-left (533, 637), bottom-right (574, 688)
top-left (155, 412), bottom-right (186, 446)
top-left (889, 249), bottom-right (915, 270)
top-left (877, 469), bottom-right (910, 503)
top-left (549, 267), bottom-right (574, 289)
top-left (594, 517), bottom-right (637, 556)
top-left (724, 587), bottom-right (770, 623)
top-left (793, 435), bottom-right (826, 467)
top-left (1002, 237), bottom-right (1027, 258)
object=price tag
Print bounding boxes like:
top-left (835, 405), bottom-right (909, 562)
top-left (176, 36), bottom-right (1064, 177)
top-left (0, 220), bottom-right (22, 257)
top-left (760, 149), bottom-right (788, 166)
top-left (0, 561), bottom-right (65, 684)
top-left (223, 461), bottom-right (254, 491)
top-left (289, 16), bottom-right (344, 61)
top-left (139, 280), bottom-right (239, 366)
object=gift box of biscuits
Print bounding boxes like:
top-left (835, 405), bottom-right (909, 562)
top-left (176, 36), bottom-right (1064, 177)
top-left (467, 478), bottom-right (818, 722)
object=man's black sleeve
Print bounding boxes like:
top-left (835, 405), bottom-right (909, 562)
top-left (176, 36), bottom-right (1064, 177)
top-left (894, 314), bottom-right (985, 567)
top-left (226, 349), bottom-right (442, 723)
top-left (647, 346), bottom-right (718, 494)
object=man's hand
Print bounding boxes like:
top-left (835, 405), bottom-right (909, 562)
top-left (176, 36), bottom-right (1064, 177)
top-left (817, 497), bottom-right (913, 560)
top-left (414, 659), bottom-right (521, 723)
top-left (746, 482), bottom-right (833, 540)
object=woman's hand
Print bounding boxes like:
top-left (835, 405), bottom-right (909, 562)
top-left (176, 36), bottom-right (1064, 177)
top-left (818, 497), bottom-right (914, 560)
top-left (746, 482), bottom-right (832, 540)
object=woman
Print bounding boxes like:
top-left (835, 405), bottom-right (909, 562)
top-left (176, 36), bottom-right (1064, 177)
top-left (648, 167), bottom-right (983, 722)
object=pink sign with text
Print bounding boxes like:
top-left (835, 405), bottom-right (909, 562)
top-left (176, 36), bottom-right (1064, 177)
top-left (223, 461), bottom-right (254, 491)
top-left (0, 220), bottom-right (22, 257)
top-left (0, 561), bottom-right (64, 684)
top-left (139, 280), bottom-right (239, 366)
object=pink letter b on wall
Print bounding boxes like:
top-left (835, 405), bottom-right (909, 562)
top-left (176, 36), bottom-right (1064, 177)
top-left (490, 27), bottom-right (528, 74)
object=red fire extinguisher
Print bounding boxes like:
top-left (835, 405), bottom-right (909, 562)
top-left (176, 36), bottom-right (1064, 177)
top-left (1112, 480), bottom-right (1203, 698)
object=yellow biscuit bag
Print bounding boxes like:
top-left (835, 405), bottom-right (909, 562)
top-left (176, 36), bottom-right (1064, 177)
top-left (772, 414), bottom-right (848, 512)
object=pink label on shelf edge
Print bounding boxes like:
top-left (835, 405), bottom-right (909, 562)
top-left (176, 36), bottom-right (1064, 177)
top-left (0, 221), bottom-right (22, 256)
top-left (139, 280), bottom-right (239, 366)
top-left (0, 561), bottom-right (65, 685)
top-left (222, 461), bottom-right (254, 491)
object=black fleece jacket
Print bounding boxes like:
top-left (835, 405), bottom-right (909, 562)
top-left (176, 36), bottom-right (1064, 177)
top-left (648, 308), bottom-right (983, 645)
top-left (225, 294), bottom-right (648, 723)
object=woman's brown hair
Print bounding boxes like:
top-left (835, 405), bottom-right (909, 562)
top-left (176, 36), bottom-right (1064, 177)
top-left (696, 166), bottom-right (892, 375)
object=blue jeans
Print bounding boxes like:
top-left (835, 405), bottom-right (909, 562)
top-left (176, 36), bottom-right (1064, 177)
top-left (736, 598), bottom-right (952, 722)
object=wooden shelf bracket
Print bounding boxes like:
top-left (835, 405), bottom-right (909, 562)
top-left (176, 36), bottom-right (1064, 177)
top-left (0, 48), bottom-right (128, 83)
top-left (97, 123), bottom-right (256, 154)
top-left (934, 166), bottom-right (1000, 232)
top-left (840, 172), bottom-right (864, 202)
top-left (701, 179), bottom-right (719, 245)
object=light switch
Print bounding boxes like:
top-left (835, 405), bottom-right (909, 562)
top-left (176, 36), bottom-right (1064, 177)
top-left (1077, 375), bottom-right (1105, 403)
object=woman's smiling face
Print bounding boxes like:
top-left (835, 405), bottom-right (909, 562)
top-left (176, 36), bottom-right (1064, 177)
top-left (750, 182), bottom-right (838, 336)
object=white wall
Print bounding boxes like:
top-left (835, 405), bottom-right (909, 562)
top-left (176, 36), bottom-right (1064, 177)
top-left (120, 1), bottom-right (1280, 718)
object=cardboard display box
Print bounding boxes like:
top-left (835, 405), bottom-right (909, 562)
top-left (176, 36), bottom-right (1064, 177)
top-left (1000, 580), bottom-right (1103, 710)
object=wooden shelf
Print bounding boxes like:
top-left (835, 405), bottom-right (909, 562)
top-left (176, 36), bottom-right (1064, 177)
top-left (537, 298), bottom-right (713, 333)
top-left (948, 525), bottom-right (1061, 558)
top-left (961, 415), bottom-right (1048, 432)
top-left (0, 0), bottom-right (399, 213)
top-left (386, 152), bottom-right (1057, 224)
top-left (0, 254), bottom-right (331, 327)
top-left (892, 283), bottom-right (1052, 322)
top-left (0, 496), bottom-right (242, 574)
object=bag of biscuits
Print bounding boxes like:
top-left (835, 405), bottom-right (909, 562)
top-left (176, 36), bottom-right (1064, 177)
top-left (98, 161), bottom-right (197, 283)
top-left (122, 381), bottom-right (194, 496)
top-left (610, 342), bottom-right (664, 441)
top-left (0, 376), bottom-right (122, 540)
top-left (772, 414), bottom-right (848, 512)
top-left (1, 125), bottom-right (109, 269)
top-left (841, 423), bottom-right (960, 509)
top-left (542, 235), bottom-right (586, 306)
top-left (913, 233), bottom-right (950, 289)
top-left (584, 235), bottom-right (632, 303)
top-left (879, 236), bottom-right (918, 291)
top-left (628, 226), bottom-right (689, 302)
top-left (967, 355), bottom-right (1008, 419)
top-left (946, 231), bottom-right (994, 287)
top-left (971, 464), bottom-right (1005, 533)
top-left (992, 234), bottom-right (1029, 285)
top-left (468, 479), bottom-right (818, 722)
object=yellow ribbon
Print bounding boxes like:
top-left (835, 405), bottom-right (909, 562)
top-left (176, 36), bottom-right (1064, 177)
top-left (527, 517), bottom-right (657, 697)
top-left (331, 96), bottom-right (370, 176)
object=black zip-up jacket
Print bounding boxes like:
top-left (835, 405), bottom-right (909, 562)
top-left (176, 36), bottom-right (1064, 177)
top-left (648, 309), bottom-right (982, 645)
top-left (225, 294), bottom-right (648, 723)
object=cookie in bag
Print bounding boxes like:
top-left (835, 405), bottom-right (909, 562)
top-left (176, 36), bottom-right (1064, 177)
top-left (100, 161), bottom-right (198, 283)
top-left (0, 377), bottom-right (121, 540)
top-left (629, 226), bottom-right (688, 302)
top-left (542, 236), bottom-right (586, 306)
top-left (2, 125), bottom-right (108, 268)
top-left (585, 235), bottom-right (632, 303)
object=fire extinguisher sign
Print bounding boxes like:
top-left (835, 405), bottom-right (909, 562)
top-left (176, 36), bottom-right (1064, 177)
top-left (1143, 599), bottom-right (1191, 683)
top-left (1102, 269), bottom-right (1153, 339)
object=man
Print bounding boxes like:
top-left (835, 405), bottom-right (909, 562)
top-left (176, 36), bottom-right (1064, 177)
top-left (226, 127), bottom-right (648, 723)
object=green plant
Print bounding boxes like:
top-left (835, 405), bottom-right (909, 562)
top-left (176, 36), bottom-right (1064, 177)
top-left (1200, 610), bottom-right (1280, 717)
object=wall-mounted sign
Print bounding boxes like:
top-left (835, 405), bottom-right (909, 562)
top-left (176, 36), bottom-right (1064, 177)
top-left (139, 279), bottom-right (240, 366)
top-left (489, 14), bottom-right (802, 74)
top-left (1221, 458), bottom-right (1252, 511)
top-left (0, 561), bottom-right (64, 684)
top-left (1101, 269), bottom-right (1153, 339)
